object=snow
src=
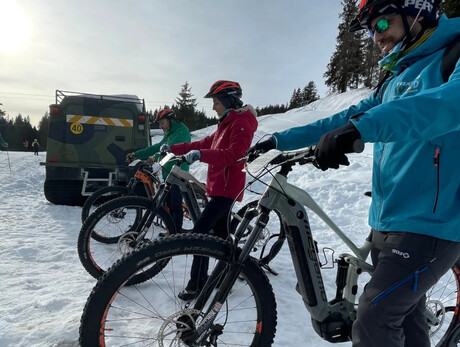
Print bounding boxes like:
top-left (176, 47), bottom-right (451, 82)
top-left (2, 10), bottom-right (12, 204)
top-left (0, 88), bottom-right (375, 346)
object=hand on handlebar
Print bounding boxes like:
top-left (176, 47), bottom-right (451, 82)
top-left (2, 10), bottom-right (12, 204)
top-left (160, 144), bottom-right (171, 153)
top-left (184, 150), bottom-right (201, 164)
top-left (245, 136), bottom-right (277, 162)
top-left (314, 122), bottom-right (364, 171)
top-left (126, 152), bottom-right (136, 162)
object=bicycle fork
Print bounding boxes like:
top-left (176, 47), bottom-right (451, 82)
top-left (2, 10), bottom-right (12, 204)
top-left (182, 207), bottom-right (269, 345)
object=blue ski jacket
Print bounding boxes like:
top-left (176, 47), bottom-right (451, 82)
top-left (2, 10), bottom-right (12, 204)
top-left (273, 15), bottom-right (460, 242)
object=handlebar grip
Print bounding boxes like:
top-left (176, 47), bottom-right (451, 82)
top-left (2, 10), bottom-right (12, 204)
top-left (352, 139), bottom-right (365, 153)
top-left (343, 138), bottom-right (365, 154)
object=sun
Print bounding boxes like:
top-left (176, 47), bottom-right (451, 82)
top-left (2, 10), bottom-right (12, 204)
top-left (0, 1), bottom-right (31, 53)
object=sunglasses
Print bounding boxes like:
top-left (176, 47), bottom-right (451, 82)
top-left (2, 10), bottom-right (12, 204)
top-left (369, 17), bottom-right (390, 39)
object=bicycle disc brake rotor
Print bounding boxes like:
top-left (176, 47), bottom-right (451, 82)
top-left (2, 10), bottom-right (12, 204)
top-left (117, 231), bottom-right (139, 254)
top-left (426, 299), bottom-right (446, 336)
top-left (157, 308), bottom-right (203, 346)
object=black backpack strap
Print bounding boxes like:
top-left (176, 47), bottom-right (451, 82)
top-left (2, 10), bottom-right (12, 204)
top-left (441, 34), bottom-right (460, 83)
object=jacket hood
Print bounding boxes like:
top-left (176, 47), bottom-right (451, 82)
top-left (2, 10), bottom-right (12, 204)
top-left (221, 104), bottom-right (258, 133)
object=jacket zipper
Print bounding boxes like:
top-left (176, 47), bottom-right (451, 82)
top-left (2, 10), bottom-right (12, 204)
top-left (376, 144), bottom-right (387, 228)
top-left (433, 146), bottom-right (440, 213)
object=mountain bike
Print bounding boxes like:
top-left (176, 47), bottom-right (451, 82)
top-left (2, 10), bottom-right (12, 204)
top-left (77, 153), bottom-right (208, 280)
top-left (80, 159), bottom-right (207, 233)
top-left (79, 147), bottom-right (460, 346)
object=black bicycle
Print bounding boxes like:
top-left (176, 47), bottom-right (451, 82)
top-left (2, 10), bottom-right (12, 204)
top-left (77, 154), bottom-right (208, 280)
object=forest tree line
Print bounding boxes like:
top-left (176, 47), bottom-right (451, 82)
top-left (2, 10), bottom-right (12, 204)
top-left (1, 0), bottom-right (458, 151)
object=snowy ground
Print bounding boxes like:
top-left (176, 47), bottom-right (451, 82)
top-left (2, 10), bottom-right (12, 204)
top-left (0, 89), bottom-right (376, 346)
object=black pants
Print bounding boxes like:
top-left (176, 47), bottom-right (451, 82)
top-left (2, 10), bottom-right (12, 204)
top-left (186, 196), bottom-right (234, 291)
top-left (166, 184), bottom-right (183, 231)
top-left (352, 229), bottom-right (460, 347)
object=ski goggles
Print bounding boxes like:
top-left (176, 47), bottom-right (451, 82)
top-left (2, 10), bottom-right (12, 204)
top-left (369, 17), bottom-right (390, 39)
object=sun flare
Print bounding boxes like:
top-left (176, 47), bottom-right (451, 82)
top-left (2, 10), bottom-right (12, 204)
top-left (0, 2), bottom-right (31, 52)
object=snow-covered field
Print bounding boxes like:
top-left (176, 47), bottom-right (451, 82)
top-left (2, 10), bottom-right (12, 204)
top-left (0, 89), bottom-right (376, 346)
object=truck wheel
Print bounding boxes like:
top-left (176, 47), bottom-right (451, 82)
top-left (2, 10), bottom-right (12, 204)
top-left (44, 179), bottom-right (87, 206)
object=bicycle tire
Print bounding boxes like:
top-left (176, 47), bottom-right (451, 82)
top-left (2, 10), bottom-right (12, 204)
top-left (230, 199), bottom-right (286, 265)
top-left (77, 196), bottom-right (175, 280)
top-left (81, 185), bottom-right (129, 223)
top-left (79, 234), bottom-right (277, 346)
top-left (428, 257), bottom-right (460, 347)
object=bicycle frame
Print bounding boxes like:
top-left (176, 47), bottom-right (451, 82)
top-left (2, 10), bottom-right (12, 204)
top-left (132, 153), bottom-right (207, 243)
top-left (191, 150), bottom-right (374, 343)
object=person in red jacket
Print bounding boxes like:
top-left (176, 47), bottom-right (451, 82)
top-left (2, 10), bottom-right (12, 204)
top-left (163, 80), bottom-right (258, 300)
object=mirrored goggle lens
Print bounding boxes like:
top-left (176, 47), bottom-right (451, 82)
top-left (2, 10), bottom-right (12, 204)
top-left (369, 18), bottom-right (389, 39)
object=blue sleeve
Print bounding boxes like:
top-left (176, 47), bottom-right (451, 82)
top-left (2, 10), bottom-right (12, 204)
top-left (273, 92), bottom-right (381, 151)
top-left (351, 65), bottom-right (460, 142)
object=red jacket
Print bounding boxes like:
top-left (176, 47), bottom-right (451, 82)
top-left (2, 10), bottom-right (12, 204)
top-left (171, 105), bottom-right (257, 201)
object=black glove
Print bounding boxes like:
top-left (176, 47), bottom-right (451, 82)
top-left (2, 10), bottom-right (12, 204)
top-left (314, 122), bottom-right (362, 171)
top-left (246, 136), bottom-right (276, 156)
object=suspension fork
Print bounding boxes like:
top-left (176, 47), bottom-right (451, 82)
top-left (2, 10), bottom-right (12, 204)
top-left (131, 184), bottom-right (170, 243)
top-left (186, 209), bottom-right (270, 344)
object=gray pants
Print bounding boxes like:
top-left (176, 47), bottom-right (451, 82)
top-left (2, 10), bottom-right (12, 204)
top-left (352, 230), bottom-right (460, 347)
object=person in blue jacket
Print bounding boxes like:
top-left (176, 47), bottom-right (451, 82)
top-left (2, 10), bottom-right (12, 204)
top-left (248, 0), bottom-right (460, 346)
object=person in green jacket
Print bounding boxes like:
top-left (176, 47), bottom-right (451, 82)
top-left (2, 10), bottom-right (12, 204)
top-left (126, 108), bottom-right (191, 232)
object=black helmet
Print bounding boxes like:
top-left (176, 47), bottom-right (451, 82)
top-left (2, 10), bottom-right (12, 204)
top-left (350, 0), bottom-right (438, 32)
top-left (155, 108), bottom-right (175, 122)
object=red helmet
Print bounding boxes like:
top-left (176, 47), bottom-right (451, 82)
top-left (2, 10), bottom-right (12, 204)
top-left (204, 80), bottom-right (242, 99)
top-left (155, 108), bottom-right (175, 122)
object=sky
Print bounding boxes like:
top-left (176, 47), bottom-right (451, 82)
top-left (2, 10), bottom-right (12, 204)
top-left (1, 88), bottom-right (457, 346)
top-left (0, 0), bottom-right (344, 127)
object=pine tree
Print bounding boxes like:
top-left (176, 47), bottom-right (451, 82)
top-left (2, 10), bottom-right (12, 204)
top-left (324, 0), bottom-right (364, 93)
top-left (301, 81), bottom-right (320, 105)
top-left (37, 112), bottom-right (50, 150)
top-left (174, 81), bottom-right (198, 129)
top-left (288, 88), bottom-right (302, 109)
top-left (439, 0), bottom-right (460, 18)
top-left (361, 37), bottom-right (385, 88)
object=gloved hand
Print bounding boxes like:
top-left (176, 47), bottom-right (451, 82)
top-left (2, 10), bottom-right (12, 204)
top-left (246, 136), bottom-right (276, 157)
top-left (314, 122), bottom-right (362, 171)
top-left (147, 156), bottom-right (156, 165)
top-left (184, 150), bottom-right (201, 164)
top-left (126, 152), bottom-right (136, 162)
top-left (160, 144), bottom-right (171, 153)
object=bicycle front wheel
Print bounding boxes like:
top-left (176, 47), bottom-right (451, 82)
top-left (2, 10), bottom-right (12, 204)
top-left (428, 257), bottom-right (460, 347)
top-left (77, 196), bottom-right (175, 279)
top-left (79, 234), bottom-right (277, 346)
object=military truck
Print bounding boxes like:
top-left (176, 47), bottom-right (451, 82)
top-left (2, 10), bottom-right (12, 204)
top-left (41, 90), bottom-right (151, 206)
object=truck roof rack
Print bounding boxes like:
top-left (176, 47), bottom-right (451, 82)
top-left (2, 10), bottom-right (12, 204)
top-left (55, 89), bottom-right (145, 111)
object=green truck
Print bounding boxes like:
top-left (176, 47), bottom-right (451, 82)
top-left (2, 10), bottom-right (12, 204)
top-left (41, 90), bottom-right (151, 206)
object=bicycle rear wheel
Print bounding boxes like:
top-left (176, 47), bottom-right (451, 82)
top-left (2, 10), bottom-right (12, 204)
top-left (81, 185), bottom-right (129, 223)
top-left (79, 234), bottom-right (277, 346)
top-left (77, 196), bottom-right (175, 279)
top-left (428, 258), bottom-right (460, 347)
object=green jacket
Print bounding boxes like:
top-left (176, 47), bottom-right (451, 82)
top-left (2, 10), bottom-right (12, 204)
top-left (135, 121), bottom-right (191, 179)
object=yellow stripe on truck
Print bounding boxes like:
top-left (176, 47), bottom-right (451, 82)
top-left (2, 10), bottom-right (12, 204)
top-left (66, 115), bottom-right (133, 127)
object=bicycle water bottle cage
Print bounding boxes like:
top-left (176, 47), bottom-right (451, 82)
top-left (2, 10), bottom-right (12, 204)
top-left (319, 247), bottom-right (336, 269)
